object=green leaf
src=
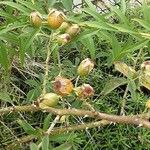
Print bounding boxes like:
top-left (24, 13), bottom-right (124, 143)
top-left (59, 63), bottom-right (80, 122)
top-left (26, 88), bottom-right (40, 102)
top-left (0, 91), bottom-right (12, 103)
top-left (81, 36), bottom-right (96, 59)
top-left (16, 0), bottom-right (44, 14)
top-left (52, 143), bottom-right (72, 150)
top-left (0, 42), bottom-right (10, 73)
top-left (80, 21), bottom-right (116, 31)
top-left (133, 18), bottom-right (150, 31)
top-left (82, 7), bottom-right (105, 22)
top-left (42, 136), bottom-right (49, 150)
top-left (30, 143), bottom-right (38, 150)
top-left (48, 0), bottom-right (56, 7)
top-left (17, 119), bottom-right (36, 135)
top-left (51, 43), bottom-right (59, 64)
top-left (0, 23), bottom-right (27, 36)
top-left (43, 114), bottom-right (52, 131)
top-left (84, 0), bottom-right (96, 10)
top-left (0, 1), bottom-right (30, 15)
top-left (0, 9), bottom-right (16, 21)
top-left (111, 6), bottom-right (129, 24)
top-left (19, 28), bottom-right (39, 64)
top-left (77, 29), bottom-right (99, 41)
top-left (107, 23), bottom-right (136, 34)
top-left (101, 78), bottom-right (127, 95)
top-left (62, 0), bottom-right (73, 10)
top-left (121, 39), bottom-right (149, 54)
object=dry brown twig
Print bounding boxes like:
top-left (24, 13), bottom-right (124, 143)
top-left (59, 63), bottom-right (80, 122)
top-left (0, 104), bottom-right (150, 128)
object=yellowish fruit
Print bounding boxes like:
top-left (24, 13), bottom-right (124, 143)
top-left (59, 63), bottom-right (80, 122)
top-left (47, 9), bottom-right (65, 29)
top-left (52, 76), bottom-right (74, 96)
top-left (40, 93), bottom-right (60, 107)
top-left (30, 11), bottom-right (42, 27)
top-left (77, 58), bottom-right (94, 76)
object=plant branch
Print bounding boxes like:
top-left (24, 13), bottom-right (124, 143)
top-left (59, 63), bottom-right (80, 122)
top-left (6, 120), bottom-right (109, 149)
top-left (0, 105), bottom-right (150, 128)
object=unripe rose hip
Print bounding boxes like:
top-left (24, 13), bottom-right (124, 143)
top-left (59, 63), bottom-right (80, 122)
top-left (56, 33), bottom-right (71, 45)
top-left (66, 24), bottom-right (80, 37)
top-left (77, 58), bottom-right (94, 76)
top-left (40, 93), bottom-right (60, 107)
top-left (74, 84), bottom-right (94, 98)
top-left (30, 11), bottom-right (42, 27)
top-left (52, 76), bottom-right (74, 96)
top-left (59, 22), bottom-right (71, 33)
top-left (47, 9), bottom-right (65, 29)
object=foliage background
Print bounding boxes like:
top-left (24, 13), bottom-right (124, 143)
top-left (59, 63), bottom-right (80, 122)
top-left (0, 0), bottom-right (150, 149)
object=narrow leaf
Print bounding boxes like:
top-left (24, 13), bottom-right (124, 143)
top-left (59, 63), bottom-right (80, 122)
top-left (52, 143), bottom-right (72, 150)
top-left (42, 136), bottom-right (49, 150)
top-left (101, 78), bottom-right (127, 95)
top-left (30, 143), bottom-right (38, 150)
top-left (17, 119), bottom-right (36, 135)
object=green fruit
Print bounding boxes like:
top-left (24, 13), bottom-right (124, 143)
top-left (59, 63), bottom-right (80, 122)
top-left (30, 11), bottom-right (42, 27)
top-left (77, 58), bottom-right (94, 76)
top-left (59, 22), bottom-right (71, 33)
top-left (66, 24), bottom-right (80, 37)
top-left (41, 93), bottom-right (60, 107)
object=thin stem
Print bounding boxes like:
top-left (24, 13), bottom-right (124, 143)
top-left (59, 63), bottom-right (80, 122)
top-left (46, 115), bottom-right (60, 134)
top-left (120, 86), bottom-right (129, 115)
top-left (42, 36), bottom-right (52, 95)
top-left (75, 75), bottom-right (80, 88)
top-left (57, 50), bottom-right (62, 76)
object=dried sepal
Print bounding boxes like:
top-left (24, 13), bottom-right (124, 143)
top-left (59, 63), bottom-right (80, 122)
top-left (74, 84), bottom-right (94, 98)
top-left (52, 76), bottom-right (74, 96)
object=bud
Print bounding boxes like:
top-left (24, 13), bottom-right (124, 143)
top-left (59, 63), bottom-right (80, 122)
top-left (60, 115), bottom-right (68, 123)
top-left (145, 99), bottom-right (150, 109)
top-left (77, 58), bottom-right (94, 76)
top-left (74, 84), bottom-right (94, 98)
top-left (30, 11), bottom-right (42, 27)
top-left (56, 33), bottom-right (71, 45)
top-left (47, 9), bottom-right (65, 29)
top-left (52, 76), bottom-right (74, 96)
top-left (66, 24), bottom-right (80, 37)
top-left (39, 93), bottom-right (60, 108)
top-left (141, 61), bottom-right (150, 73)
top-left (59, 22), bottom-right (71, 33)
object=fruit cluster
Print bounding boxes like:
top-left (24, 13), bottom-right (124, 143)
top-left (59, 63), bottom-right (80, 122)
top-left (38, 58), bottom-right (94, 108)
top-left (30, 9), bottom-right (80, 45)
